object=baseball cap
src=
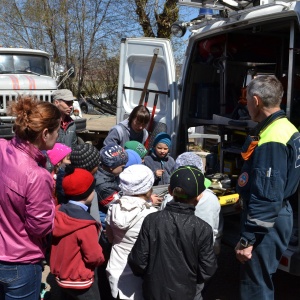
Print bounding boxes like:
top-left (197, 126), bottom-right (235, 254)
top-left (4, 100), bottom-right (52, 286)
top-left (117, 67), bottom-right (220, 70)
top-left (174, 152), bottom-right (211, 188)
top-left (52, 89), bottom-right (75, 101)
top-left (170, 165), bottom-right (209, 199)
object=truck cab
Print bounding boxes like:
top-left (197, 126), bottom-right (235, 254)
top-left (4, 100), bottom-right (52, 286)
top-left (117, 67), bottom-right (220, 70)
top-left (117, 0), bottom-right (300, 275)
top-left (0, 48), bottom-right (85, 138)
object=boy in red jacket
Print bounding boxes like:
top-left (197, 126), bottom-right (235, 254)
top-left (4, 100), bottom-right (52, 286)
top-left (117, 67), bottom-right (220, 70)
top-left (50, 165), bottom-right (105, 299)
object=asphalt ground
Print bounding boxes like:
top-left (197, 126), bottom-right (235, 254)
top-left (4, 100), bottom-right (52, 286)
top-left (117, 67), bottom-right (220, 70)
top-left (203, 213), bottom-right (300, 300)
top-left (42, 241), bottom-right (300, 300)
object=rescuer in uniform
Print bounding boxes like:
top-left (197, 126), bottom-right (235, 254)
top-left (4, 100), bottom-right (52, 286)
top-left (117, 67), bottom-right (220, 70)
top-left (235, 75), bottom-right (300, 299)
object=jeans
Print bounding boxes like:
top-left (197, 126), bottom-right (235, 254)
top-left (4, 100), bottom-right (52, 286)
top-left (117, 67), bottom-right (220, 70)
top-left (0, 262), bottom-right (42, 300)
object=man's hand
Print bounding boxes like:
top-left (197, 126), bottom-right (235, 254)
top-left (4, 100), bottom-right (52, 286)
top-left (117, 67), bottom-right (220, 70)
top-left (235, 242), bottom-right (253, 264)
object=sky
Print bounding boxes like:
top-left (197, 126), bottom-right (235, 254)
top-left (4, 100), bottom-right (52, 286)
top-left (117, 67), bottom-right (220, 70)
top-left (171, 5), bottom-right (202, 61)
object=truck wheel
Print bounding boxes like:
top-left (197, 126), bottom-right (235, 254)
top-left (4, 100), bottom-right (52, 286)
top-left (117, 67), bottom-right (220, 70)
top-left (81, 103), bottom-right (88, 114)
top-left (74, 118), bottom-right (87, 132)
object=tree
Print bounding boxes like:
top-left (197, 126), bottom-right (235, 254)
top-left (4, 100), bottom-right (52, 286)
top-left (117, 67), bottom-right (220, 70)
top-left (133, 0), bottom-right (179, 38)
top-left (0, 0), bottom-right (121, 97)
top-left (83, 49), bottom-right (119, 105)
top-left (0, 0), bottom-right (189, 108)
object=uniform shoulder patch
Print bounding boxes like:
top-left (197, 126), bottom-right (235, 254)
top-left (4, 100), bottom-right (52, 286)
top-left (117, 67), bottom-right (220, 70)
top-left (238, 172), bottom-right (249, 187)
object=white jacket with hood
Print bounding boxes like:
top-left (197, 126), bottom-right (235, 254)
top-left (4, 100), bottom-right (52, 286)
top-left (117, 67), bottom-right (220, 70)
top-left (106, 195), bottom-right (157, 299)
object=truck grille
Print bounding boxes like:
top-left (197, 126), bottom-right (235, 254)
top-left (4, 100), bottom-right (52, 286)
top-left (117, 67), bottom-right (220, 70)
top-left (0, 92), bottom-right (52, 115)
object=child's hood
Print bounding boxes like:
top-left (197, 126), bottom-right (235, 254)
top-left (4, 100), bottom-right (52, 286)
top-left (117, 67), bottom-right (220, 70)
top-left (109, 196), bottom-right (152, 230)
top-left (53, 206), bottom-right (98, 238)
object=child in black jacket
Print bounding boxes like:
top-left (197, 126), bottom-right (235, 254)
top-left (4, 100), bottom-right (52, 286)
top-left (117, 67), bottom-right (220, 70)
top-left (128, 166), bottom-right (217, 300)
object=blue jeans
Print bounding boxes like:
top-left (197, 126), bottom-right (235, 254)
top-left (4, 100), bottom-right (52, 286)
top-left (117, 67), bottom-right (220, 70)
top-left (0, 262), bottom-right (42, 300)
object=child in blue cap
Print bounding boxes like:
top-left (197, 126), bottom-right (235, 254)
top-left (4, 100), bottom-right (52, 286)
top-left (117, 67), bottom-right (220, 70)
top-left (144, 132), bottom-right (175, 186)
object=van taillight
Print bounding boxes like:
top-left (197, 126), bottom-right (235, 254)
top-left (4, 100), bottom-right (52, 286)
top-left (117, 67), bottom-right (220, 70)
top-left (280, 256), bottom-right (289, 267)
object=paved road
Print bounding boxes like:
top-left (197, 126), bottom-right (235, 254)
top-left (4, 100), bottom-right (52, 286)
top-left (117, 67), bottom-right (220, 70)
top-left (42, 242), bottom-right (300, 300)
top-left (203, 214), bottom-right (300, 300)
top-left (203, 242), bottom-right (300, 300)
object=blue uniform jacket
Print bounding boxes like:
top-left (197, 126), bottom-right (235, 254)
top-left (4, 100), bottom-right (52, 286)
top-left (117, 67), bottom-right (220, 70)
top-left (237, 110), bottom-right (300, 244)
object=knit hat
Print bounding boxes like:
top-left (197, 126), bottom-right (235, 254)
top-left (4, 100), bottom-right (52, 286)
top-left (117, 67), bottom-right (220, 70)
top-left (125, 149), bottom-right (142, 168)
top-left (119, 164), bottom-right (154, 196)
top-left (52, 89), bottom-right (75, 101)
top-left (170, 165), bottom-right (209, 199)
top-left (152, 132), bottom-right (171, 149)
top-left (62, 165), bottom-right (95, 200)
top-left (174, 152), bottom-right (211, 188)
top-left (71, 143), bottom-right (100, 172)
top-left (100, 143), bottom-right (128, 168)
top-left (124, 140), bottom-right (148, 159)
top-left (47, 143), bottom-right (72, 166)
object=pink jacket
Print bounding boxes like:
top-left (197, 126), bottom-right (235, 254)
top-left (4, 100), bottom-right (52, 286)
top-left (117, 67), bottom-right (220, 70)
top-left (0, 137), bottom-right (55, 263)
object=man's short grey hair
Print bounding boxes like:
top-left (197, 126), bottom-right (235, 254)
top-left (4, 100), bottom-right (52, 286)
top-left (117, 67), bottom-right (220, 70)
top-left (247, 75), bottom-right (283, 108)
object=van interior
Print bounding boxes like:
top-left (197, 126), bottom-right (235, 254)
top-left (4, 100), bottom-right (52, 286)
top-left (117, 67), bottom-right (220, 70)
top-left (176, 15), bottom-right (300, 272)
top-left (178, 17), bottom-right (300, 173)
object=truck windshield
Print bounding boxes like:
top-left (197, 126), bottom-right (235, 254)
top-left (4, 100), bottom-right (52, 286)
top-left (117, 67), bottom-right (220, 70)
top-left (0, 54), bottom-right (51, 76)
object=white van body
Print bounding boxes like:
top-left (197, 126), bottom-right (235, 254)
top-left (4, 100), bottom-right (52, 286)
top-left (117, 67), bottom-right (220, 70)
top-left (116, 38), bottom-right (178, 152)
top-left (117, 0), bottom-right (300, 275)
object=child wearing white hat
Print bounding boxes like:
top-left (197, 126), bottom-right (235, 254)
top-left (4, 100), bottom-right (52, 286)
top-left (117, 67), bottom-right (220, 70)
top-left (106, 164), bottom-right (157, 300)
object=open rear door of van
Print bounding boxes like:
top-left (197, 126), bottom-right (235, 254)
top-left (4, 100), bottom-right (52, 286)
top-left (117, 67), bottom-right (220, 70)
top-left (117, 37), bottom-right (177, 150)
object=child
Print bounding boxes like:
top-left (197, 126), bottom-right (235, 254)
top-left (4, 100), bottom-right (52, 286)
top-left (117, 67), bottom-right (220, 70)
top-left (104, 105), bottom-right (150, 147)
top-left (144, 132), bottom-right (175, 185)
top-left (106, 164), bottom-right (157, 299)
top-left (94, 143), bottom-right (128, 228)
top-left (47, 142), bottom-right (72, 205)
top-left (70, 143), bottom-right (113, 300)
top-left (124, 140), bottom-right (148, 162)
top-left (70, 143), bottom-right (101, 222)
top-left (128, 165), bottom-right (218, 300)
top-left (161, 151), bottom-right (222, 256)
top-left (50, 165), bottom-right (105, 299)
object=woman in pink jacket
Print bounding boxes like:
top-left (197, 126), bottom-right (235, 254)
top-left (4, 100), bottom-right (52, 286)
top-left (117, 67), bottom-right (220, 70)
top-left (0, 96), bottom-right (61, 300)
